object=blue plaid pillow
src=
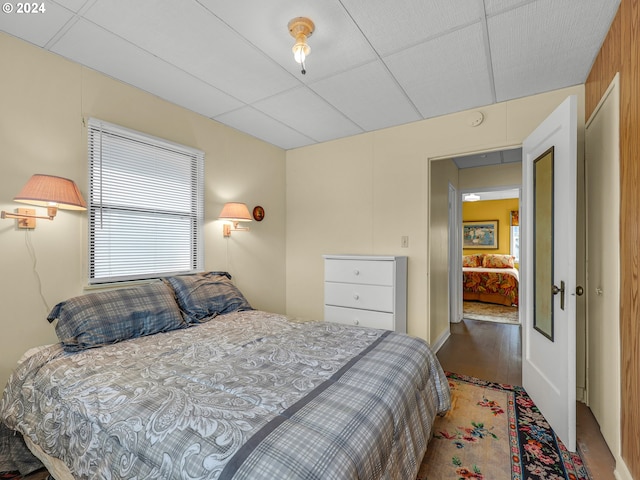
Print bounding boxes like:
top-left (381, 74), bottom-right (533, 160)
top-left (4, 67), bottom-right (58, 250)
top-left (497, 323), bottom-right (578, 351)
top-left (165, 272), bottom-right (252, 323)
top-left (48, 282), bottom-right (186, 352)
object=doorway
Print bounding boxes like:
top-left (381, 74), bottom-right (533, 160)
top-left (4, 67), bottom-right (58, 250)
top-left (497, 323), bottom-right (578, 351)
top-left (459, 187), bottom-right (521, 325)
top-left (428, 148), bottom-right (522, 348)
top-left (449, 148), bottom-right (522, 326)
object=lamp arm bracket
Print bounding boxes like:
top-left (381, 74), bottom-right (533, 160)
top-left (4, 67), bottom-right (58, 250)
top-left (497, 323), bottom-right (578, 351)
top-left (1, 211), bottom-right (54, 221)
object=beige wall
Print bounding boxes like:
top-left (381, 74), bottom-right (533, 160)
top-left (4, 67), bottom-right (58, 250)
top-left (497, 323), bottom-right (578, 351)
top-left (429, 159), bottom-right (458, 343)
top-left (459, 162), bottom-right (522, 190)
top-left (0, 34), bottom-right (287, 388)
top-left (286, 84), bottom-right (585, 345)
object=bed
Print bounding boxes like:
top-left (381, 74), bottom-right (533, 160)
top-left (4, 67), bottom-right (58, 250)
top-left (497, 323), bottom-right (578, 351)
top-left (462, 253), bottom-right (519, 307)
top-left (0, 272), bottom-right (450, 480)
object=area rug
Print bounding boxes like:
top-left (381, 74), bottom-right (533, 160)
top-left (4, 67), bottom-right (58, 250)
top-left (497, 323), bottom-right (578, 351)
top-left (463, 301), bottom-right (519, 325)
top-left (417, 372), bottom-right (591, 480)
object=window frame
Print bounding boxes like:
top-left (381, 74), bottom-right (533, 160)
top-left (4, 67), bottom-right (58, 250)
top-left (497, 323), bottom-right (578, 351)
top-left (87, 118), bottom-right (204, 285)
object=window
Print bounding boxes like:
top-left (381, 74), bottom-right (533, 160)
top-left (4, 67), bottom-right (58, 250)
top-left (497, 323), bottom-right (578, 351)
top-left (510, 226), bottom-right (520, 263)
top-left (88, 119), bottom-right (204, 284)
top-left (510, 210), bottom-right (520, 264)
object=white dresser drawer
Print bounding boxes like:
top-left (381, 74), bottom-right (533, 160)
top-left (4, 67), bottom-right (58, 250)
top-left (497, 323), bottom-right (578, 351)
top-left (324, 259), bottom-right (394, 286)
top-left (323, 255), bottom-right (407, 334)
top-left (325, 282), bottom-right (394, 312)
top-left (324, 305), bottom-right (395, 330)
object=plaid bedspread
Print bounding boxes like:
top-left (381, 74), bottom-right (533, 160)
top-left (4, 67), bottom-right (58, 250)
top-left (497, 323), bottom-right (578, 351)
top-left (0, 311), bottom-right (450, 479)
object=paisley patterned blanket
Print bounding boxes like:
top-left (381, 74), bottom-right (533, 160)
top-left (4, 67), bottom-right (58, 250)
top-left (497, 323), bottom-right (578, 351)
top-left (0, 310), bottom-right (450, 479)
top-left (462, 267), bottom-right (520, 306)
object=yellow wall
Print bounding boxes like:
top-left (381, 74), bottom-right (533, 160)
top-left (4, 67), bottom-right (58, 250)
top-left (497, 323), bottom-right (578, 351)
top-left (0, 33), bottom-right (287, 389)
top-left (462, 198), bottom-right (519, 256)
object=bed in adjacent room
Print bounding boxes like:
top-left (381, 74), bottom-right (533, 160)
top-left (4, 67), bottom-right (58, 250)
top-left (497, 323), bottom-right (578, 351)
top-left (462, 253), bottom-right (519, 307)
top-left (0, 273), bottom-right (450, 480)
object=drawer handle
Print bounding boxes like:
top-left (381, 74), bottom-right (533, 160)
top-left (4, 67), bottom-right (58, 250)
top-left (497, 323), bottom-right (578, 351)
top-left (353, 319), bottom-right (359, 325)
top-left (353, 293), bottom-right (360, 300)
top-left (353, 269), bottom-right (360, 276)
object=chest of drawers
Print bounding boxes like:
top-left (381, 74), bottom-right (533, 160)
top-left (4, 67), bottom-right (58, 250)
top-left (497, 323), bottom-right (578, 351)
top-left (323, 255), bottom-right (407, 333)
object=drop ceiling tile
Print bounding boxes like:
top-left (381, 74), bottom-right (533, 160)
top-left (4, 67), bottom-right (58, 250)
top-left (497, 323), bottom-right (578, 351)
top-left (453, 148), bottom-right (522, 169)
top-left (82, 0), bottom-right (297, 103)
top-left (484, 0), bottom-right (535, 17)
top-left (384, 23), bottom-right (494, 119)
top-left (501, 148), bottom-right (522, 163)
top-left (196, 0), bottom-right (378, 81)
top-left (50, 19), bottom-right (243, 117)
top-left (214, 107), bottom-right (314, 150)
top-left (310, 60), bottom-right (421, 131)
top-left (340, 0), bottom-right (484, 56)
top-left (53, 0), bottom-right (92, 13)
top-left (253, 87), bottom-right (363, 143)
top-left (2, 0), bottom-right (623, 148)
top-left (454, 152), bottom-right (502, 169)
top-left (0, 2), bottom-right (74, 47)
top-left (489, 0), bottom-right (620, 102)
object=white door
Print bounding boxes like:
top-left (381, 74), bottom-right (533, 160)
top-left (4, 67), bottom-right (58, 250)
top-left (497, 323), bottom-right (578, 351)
top-left (522, 95), bottom-right (578, 452)
top-left (585, 75), bottom-right (620, 457)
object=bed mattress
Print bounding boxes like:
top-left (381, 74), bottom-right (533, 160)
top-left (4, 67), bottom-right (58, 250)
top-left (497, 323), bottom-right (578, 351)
top-left (1, 310), bottom-right (450, 479)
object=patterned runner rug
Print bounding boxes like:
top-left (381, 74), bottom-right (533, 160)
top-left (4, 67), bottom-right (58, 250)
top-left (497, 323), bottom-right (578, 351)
top-left (418, 372), bottom-right (591, 480)
top-left (463, 301), bottom-right (519, 324)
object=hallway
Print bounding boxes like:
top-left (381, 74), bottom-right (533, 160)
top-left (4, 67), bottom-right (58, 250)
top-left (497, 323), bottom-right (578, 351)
top-left (436, 319), bottom-right (616, 479)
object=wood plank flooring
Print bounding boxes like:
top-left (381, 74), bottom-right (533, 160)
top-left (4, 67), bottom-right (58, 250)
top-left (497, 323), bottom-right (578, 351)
top-left (437, 318), bottom-right (522, 385)
top-left (436, 318), bottom-right (616, 479)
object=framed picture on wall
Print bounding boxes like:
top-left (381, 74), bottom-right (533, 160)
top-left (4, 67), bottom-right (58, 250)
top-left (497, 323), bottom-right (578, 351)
top-left (463, 220), bottom-right (499, 249)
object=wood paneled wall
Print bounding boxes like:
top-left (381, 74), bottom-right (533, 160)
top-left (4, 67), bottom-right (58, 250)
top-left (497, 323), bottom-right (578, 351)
top-left (585, 0), bottom-right (640, 476)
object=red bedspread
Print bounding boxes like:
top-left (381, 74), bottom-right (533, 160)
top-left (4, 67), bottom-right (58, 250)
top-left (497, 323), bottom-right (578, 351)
top-left (462, 267), bottom-right (519, 307)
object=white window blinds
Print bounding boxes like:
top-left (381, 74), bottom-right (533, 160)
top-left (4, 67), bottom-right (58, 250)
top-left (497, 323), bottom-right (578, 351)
top-left (88, 118), bottom-right (204, 284)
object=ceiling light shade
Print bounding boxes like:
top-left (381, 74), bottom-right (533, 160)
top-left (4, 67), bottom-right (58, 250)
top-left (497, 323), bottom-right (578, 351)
top-left (219, 202), bottom-right (252, 237)
top-left (1, 174), bottom-right (87, 228)
top-left (288, 17), bottom-right (314, 75)
top-left (463, 193), bottom-right (481, 202)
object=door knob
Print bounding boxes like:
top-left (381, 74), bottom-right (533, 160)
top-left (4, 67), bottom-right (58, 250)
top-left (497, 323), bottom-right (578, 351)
top-left (552, 280), bottom-right (565, 310)
top-left (576, 286), bottom-right (584, 296)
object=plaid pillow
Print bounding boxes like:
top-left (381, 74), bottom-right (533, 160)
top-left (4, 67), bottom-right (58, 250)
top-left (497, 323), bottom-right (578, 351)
top-left (165, 272), bottom-right (252, 323)
top-left (48, 282), bottom-right (186, 352)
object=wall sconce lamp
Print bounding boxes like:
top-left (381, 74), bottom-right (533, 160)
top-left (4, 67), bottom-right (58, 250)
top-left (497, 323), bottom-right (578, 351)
top-left (219, 202), bottom-right (252, 237)
top-left (1, 174), bottom-right (87, 229)
top-left (288, 17), bottom-right (315, 75)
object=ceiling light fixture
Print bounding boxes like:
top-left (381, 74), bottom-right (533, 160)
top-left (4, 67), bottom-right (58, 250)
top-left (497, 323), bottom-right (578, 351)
top-left (288, 17), bottom-right (314, 75)
top-left (463, 193), bottom-right (481, 202)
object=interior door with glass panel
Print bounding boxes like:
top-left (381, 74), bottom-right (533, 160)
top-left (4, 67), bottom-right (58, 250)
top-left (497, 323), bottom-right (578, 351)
top-left (522, 95), bottom-right (578, 452)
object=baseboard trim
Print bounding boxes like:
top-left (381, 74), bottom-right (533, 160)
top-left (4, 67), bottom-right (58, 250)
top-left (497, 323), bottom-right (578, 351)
top-left (430, 328), bottom-right (450, 353)
top-left (614, 456), bottom-right (632, 480)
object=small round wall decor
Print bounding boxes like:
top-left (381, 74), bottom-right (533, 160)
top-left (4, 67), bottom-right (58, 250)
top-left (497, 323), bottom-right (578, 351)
top-left (252, 206), bottom-right (265, 221)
